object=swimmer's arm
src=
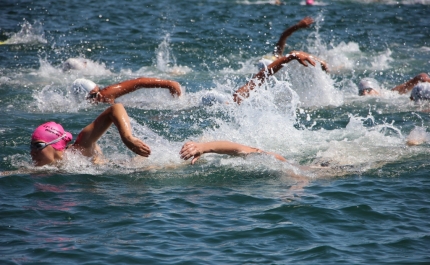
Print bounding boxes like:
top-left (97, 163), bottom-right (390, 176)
top-left (179, 141), bottom-right (286, 164)
top-left (88, 78), bottom-right (182, 103)
top-left (313, 56), bottom-right (329, 73)
top-left (73, 103), bottom-right (151, 157)
top-left (233, 51), bottom-right (316, 104)
top-left (273, 17), bottom-right (314, 57)
top-left (391, 73), bottom-right (430, 95)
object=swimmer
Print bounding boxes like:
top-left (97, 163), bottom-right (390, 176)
top-left (358, 73), bottom-right (430, 99)
top-left (179, 141), bottom-right (286, 165)
top-left (62, 58), bottom-right (88, 71)
top-left (392, 73), bottom-right (430, 98)
top-left (358, 78), bottom-right (381, 96)
top-left (234, 50), bottom-right (328, 104)
top-left (258, 17), bottom-right (318, 70)
top-left (73, 77), bottom-right (182, 104)
top-left (30, 103), bottom-right (150, 167)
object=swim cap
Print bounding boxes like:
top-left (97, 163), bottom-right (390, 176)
top-left (306, 0), bottom-right (314, 5)
top-left (72, 78), bottom-right (97, 94)
top-left (62, 58), bottom-right (88, 71)
top-left (410, 82), bottom-right (430, 101)
top-left (31, 122), bottom-right (73, 151)
top-left (258, 58), bottom-right (275, 71)
top-left (201, 92), bottom-right (228, 106)
top-left (358, 78), bottom-right (380, 94)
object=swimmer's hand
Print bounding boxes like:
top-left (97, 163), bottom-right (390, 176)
top-left (86, 86), bottom-right (107, 103)
top-left (263, 151), bottom-right (287, 162)
top-left (180, 141), bottom-right (204, 165)
top-left (122, 136), bottom-right (151, 157)
top-left (168, 82), bottom-right (182, 97)
top-left (289, 51), bottom-right (316, 67)
top-left (297, 17), bottom-right (314, 28)
top-left (318, 59), bottom-right (329, 73)
top-left (87, 86), bottom-right (116, 104)
top-left (291, 51), bottom-right (329, 73)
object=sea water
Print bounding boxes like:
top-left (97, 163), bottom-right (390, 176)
top-left (0, 0), bottom-right (429, 264)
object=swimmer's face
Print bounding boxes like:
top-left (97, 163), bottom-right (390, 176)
top-left (30, 140), bottom-right (63, 166)
top-left (359, 88), bottom-right (379, 96)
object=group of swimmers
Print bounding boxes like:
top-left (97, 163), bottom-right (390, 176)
top-left (30, 16), bottom-right (430, 168)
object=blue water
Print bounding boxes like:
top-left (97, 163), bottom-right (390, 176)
top-left (1, 0), bottom-right (430, 264)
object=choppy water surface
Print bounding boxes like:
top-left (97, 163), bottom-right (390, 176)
top-left (1, 0), bottom-right (429, 264)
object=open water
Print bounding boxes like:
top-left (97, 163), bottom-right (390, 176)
top-left (1, 0), bottom-right (430, 264)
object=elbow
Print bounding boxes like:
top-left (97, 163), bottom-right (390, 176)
top-left (111, 102), bottom-right (124, 110)
top-left (416, 73), bottom-right (430, 82)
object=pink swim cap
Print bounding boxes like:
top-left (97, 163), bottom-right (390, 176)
top-left (31, 122), bottom-right (73, 151)
top-left (306, 0), bottom-right (314, 5)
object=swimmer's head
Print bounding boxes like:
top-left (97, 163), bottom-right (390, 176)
top-left (72, 78), bottom-right (97, 94)
top-left (31, 122), bottom-right (73, 151)
top-left (258, 57), bottom-right (275, 71)
top-left (306, 0), bottom-right (314, 5)
top-left (358, 78), bottom-right (380, 96)
top-left (62, 58), bottom-right (88, 72)
top-left (201, 93), bottom-right (228, 106)
top-left (410, 82), bottom-right (430, 102)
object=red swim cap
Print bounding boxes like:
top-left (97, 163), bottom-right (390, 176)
top-left (31, 122), bottom-right (73, 151)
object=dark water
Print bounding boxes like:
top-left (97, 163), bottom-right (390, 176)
top-left (1, 0), bottom-right (430, 264)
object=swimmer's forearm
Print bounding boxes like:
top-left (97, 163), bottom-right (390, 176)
top-left (180, 141), bottom-right (286, 163)
top-left (99, 78), bottom-right (181, 102)
top-left (273, 17), bottom-right (314, 57)
top-left (200, 141), bottom-right (286, 161)
top-left (233, 51), bottom-right (316, 104)
top-left (200, 141), bottom-right (258, 156)
top-left (75, 103), bottom-right (125, 149)
top-left (233, 54), bottom-right (295, 103)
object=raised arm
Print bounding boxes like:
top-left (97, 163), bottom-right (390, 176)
top-left (273, 17), bottom-right (314, 58)
top-left (73, 103), bottom-right (151, 157)
top-left (180, 141), bottom-right (286, 164)
top-left (87, 77), bottom-right (182, 104)
top-left (234, 51), bottom-right (317, 104)
top-left (391, 73), bottom-right (430, 95)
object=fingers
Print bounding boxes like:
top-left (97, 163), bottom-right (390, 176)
top-left (297, 57), bottom-right (315, 67)
top-left (179, 142), bottom-right (198, 160)
top-left (86, 92), bottom-right (98, 102)
top-left (170, 87), bottom-right (182, 97)
top-left (292, 52), bottom-right (316, 68)
top-left (125, 137), bottom-right (151, 157)
top-left (233, 93), bottom-right (242, 104)
top-left (133, 142), bottom-right (151, 157)
top-left (321, 62), bottom-right (329, 73)
top-left (305, 57), bottom-right (316, 67)
top-left (180, 142), bottom-right (203, 164)
top-left (298, 59), bottom-right (309, 67)
top-left (191, 155), bottom-right (200, 165)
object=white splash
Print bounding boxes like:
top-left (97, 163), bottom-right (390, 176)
top-left (2, 20), bottom-right (47, 45)
top-left (154, 34), bottom-right (191, 76)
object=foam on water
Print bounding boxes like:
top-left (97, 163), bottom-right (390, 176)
top-left (37, 64), bottom-right (420, 178)
top-left (4, 12), bottom-right (428, 180)
top-left (2, 20), bottom-right (47, 45)
top-left (60, 57), bottom-right (112, 76)
top-left (153, 34), bottom-right (191, 76)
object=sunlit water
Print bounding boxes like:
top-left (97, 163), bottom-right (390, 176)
top-left (1, 0), bottom-right (430, 264)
